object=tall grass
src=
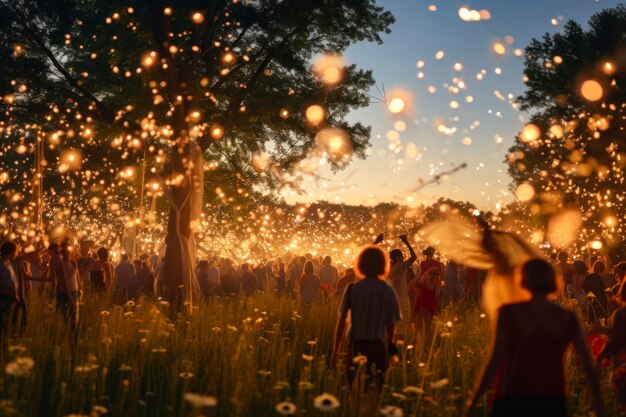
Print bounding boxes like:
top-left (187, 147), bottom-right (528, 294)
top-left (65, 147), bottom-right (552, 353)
top-left (0, 291), bottom-right (617, 416)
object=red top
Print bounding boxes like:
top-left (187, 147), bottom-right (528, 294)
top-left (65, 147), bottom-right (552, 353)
top-left (493, 302), bottom-right (578, 399)
top-left (420, 258), bottom-right (443, 274)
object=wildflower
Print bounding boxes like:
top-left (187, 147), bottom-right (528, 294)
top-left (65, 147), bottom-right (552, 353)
top-left (92, 405), bottom-right (108, 414)
top-left (298, 381), bottom-right (313, 390)
top-left (313, 393), bottom-right (340, 411)
top-left (430, 378), bottom-right (449, 389)
top-left (226, 325), bottom-right (238, 332)
top-left (352, 355), bottom-right (368, 365)
top-left (391, 392), bottom-right (406, 401)
top-left (99, 310), bottom-right (110, 316)
top-left (179, 372), bottom-right (194, 379)
top-left (307, 339), bottom-right (318, 346)
top-left (126, 300), bottom-right (135, 307)
top-left (123, 311), bottom-right (134, 317)
top-left (379, 405), bottom-right (404, 417)
top-left (402, 386), bottom-right (424, 395)
top-left (5, 357), bottom-right (35, 377)
top-left (8, 345), bottom-right (26, 353)
top-left (183, 392), bottom-right (217, 408)
top-left (275, 401), bottom-right (297, 415)
top-left (302, 354), bottom-right (314, 361)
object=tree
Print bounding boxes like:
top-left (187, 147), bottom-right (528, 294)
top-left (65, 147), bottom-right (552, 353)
top-left (0, 0), bottom-right (394, 302)
top-left (507, 5), bottom-right (626, 258)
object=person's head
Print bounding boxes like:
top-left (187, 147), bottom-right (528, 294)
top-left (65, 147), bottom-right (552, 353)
top-left (134, 260), bottom-right (141, 269)
top-left (198, 260), bottom-right (209, 270)
top-left (299, 256), bottom-right (306, 264)
top-left (613, 262), bottom-right (626, 282)
top-left (521, 258), bottom-right (557, 295)
top-left (48, 243), bottom-right (60, 256)
top-left (557, 251), bottom-right (568, 263)
top-left (141, 261), bottom-right (149, 270)
top-left (97, 247), bottom-right (109, 261)
top-left (303, 260), bottom-right (314, 275)
top-left (592, 260), bottom-right (605, 274)
top-left (241, 263), bottom-right (249, 272)
top-left (324, 256), bottom-right (332, 265)
top-left (279, 262), bottom-right (285, 271)
top-left (422, 246), bottom-right (435, 258)
top-left (573, 259), bottom-right (587, 276)
top-left (60, 245), bottom-right (71, 259)
top-left (355, 245), bottom-right (389, 279)
top-left (389, 249), bottom-right (403, 263)
top-left (0, 241), bottom-right (17, 261)
top-left (121, 253), bottom-right (129, 263)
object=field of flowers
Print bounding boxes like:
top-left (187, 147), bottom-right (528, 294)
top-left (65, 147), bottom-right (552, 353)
top-left (0, 292), bottom-right (616, 417)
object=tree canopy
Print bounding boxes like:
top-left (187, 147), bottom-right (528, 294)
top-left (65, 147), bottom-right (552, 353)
top-left (507, 5), bottom-right (626, 256)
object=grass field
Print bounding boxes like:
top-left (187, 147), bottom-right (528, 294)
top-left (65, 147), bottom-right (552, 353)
top-left (0, 291), bottom-right (616, 417)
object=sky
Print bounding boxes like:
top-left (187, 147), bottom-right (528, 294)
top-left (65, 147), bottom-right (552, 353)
top-left (283, 0), bottom-right (622, 210)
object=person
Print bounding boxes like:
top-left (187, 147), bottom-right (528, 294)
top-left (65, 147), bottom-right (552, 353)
top-left (332, 245), bottom-right (401, 392)
top-left (276, 262), bottom-right (287, 295)
top-left (220, 258), bottom-right (239, 295)
top-left (388, 235), bottom-right (418, 319)
top-left (207, 258), bottom-right (220, 295)
top-left (299, 260), bottom-right (322, 305)
top-left (58, 243), bottom-right (82, 331)
top-left (610, 262), bottom-right (626, 296)
top-left (335, 267), bottom-right (356, 297)
top-left (420, 246), bottom-right (444, 275)
top-left (0, 242), bottom-right (20, 341)
top-left (464, 259), bottom-right (602, 417)
top-left (288, 256), bottom-right (305, 294)
top-left (90, 247), bottom-right (113, 293)
top-left (135, 261), bottom-right (154, 297)
top-left (240, 264), bottom-right (258, 296)
top-left (197, 260), bottom-right (212, 297)
top-left (114, 254), bottom-right (135, 301)
top-left (409, 266), bottom-right (441, 339)
top-left (76, 245), bottom-right (94, 286)
top-left (555, 251), bottom-right (575, 298)
top-left (571, 259), bottom-right (588, 308)
top-left (583, 261), bottom-right (610, 323)
top-left (442, 260), bottom-right (464, 304)
top-left (464, 267), bottom-right (484, 302)
top-left (597, 279), bottom-right (626, 411)
top-left (318, 256), bottom-right (339, 296)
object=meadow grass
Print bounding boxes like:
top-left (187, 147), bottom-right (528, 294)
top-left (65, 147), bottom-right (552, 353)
top-left (0, 291), bottom-right (617, 416)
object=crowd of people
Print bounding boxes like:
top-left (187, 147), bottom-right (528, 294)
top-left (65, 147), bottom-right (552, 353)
top-left (1, 232), bottom-right (626, 416)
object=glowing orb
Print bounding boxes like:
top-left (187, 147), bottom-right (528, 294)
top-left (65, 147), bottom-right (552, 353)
top-left (580, 80), bottom-right (603, 101)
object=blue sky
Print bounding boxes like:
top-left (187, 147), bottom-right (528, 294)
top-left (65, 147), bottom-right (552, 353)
top-left (283, 0), bottom-right (622, 210)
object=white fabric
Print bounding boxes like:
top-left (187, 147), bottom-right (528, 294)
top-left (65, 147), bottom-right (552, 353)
top-left (420, 219), bottom-right (543, 322)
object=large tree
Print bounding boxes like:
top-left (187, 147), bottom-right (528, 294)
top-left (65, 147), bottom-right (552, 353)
top-left (0, 0), bottom-right (394, 301)
top-left (507, 5), bottom-right (626, 257)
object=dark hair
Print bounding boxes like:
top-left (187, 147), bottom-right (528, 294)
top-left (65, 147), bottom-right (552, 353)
top-left (97, 247), bottom-right (109, 260)
top-left (198, 260), bottom-right (209, 269)
top-left (557, 251), bottom-right (568, 262)
top-left (48, 243), bottom-right (59, 254)
top-left (121, 253), bottom-right (129, 262)
top-left (355, 245), bottom-right (389, 278)
top-left (573, 259), bottom-right (587, 275)
top-left (303, 260), bottom-right (314, 275)
top-left (0, 241), bottom-right (17, 258)
top-left (521, 258), bottom-right (557, 294)
top-left (389, 249), bottom-right (403, 262)
top-left (422, 246), bottom-right (435, 257)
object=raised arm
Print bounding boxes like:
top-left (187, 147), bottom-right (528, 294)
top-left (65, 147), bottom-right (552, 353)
top-left (399, 235), bottom-right (417, 267)
top-left (373, 233), bottom-right (384, 245)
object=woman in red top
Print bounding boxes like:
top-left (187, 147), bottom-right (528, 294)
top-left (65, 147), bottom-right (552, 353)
top-left (464, 259), bottom-right (602, 417)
